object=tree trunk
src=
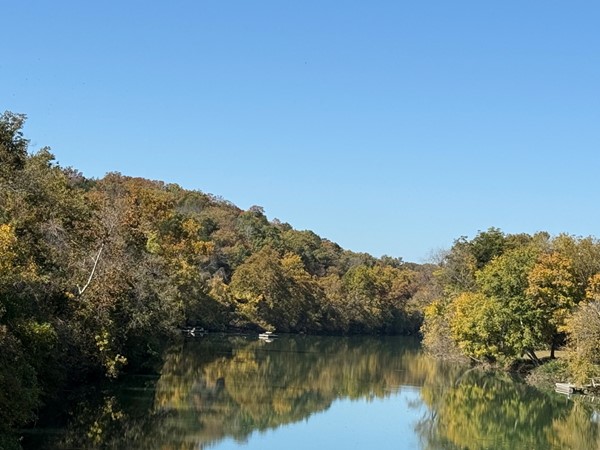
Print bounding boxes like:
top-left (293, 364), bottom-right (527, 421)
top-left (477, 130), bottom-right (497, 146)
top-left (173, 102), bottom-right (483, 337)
top-left (526, 349), bottom-right (541, 365)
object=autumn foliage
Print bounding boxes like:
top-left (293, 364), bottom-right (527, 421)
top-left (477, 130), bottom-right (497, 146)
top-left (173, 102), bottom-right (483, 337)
top-left (0, 112), bottom-right (424, 442)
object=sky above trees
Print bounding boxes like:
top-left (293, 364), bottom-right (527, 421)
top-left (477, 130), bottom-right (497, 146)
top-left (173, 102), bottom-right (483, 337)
top-left (4, 1), bottom-right (600, 262)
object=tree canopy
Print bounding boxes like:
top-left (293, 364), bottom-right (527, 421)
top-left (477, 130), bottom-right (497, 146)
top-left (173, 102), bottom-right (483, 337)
top-left (423, 228), bottom-right (600, 375)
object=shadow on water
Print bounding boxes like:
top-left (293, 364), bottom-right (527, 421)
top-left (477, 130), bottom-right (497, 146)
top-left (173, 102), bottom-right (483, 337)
top-left (23, 335), bottom-right (600, 450)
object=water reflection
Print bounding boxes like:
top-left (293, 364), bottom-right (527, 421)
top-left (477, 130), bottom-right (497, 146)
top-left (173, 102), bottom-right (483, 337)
top-left (25, 335), bottom-right (600, 449)
top-left (418, 369), bottom-right (588, 450)
top-left (153, 335), bottom-right (432, 448)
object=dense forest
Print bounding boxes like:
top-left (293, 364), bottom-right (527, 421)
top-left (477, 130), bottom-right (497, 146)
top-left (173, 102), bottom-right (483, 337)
top-left (0, 112), bottom-right (427, 445)
top-left (2, 111), bottom-right (600, 447)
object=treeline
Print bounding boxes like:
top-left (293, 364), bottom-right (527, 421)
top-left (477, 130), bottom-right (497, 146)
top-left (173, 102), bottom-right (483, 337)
top-left (0, 112), bottom-right (426, 444)
top-left (422, 227), bottom-right (600, 383)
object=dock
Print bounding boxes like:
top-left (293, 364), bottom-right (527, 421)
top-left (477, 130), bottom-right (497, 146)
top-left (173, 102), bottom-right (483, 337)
top-left (555, 383), bottom-right (580, 395)
top-left (555, 378), bottom-right (600, 396)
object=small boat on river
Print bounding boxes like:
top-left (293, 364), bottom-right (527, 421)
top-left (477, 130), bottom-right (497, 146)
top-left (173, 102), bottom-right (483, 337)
top-left (181, 326), bottom-right (207, 337)
top-left (259, 331), bottom-right (277, 340)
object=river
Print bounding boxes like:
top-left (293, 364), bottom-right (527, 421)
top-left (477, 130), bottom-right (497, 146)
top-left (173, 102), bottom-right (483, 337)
top-left (23, 335), bottom-right (600, 449)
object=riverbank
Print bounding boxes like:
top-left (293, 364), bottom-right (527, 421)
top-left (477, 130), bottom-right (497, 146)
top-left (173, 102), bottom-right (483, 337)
top-left (524, 359), bottom-right (571, 392)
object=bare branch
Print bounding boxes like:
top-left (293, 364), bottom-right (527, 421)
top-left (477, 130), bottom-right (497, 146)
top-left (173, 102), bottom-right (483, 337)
top-left (77, 242), bottom-right (105, 296)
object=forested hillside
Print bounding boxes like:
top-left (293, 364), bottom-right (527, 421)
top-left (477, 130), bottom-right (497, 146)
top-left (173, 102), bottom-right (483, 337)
top-left (0, 112), bottom-right (427, 444)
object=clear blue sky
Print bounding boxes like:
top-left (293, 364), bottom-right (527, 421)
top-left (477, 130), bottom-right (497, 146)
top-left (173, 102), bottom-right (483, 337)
top-left (4, 1), bottom-right (600, 262)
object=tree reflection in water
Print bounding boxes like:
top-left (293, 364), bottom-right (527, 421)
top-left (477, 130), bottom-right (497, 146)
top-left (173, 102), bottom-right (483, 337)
top-left (26, 335), bottom-right (600, 450)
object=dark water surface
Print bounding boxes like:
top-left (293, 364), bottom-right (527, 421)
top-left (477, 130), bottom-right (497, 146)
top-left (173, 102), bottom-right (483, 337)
top-left (23, 335), bottom-right (600, 449)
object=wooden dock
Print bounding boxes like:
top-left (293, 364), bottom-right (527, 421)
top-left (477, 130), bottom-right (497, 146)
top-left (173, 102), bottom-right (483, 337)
top-left (555, 383), bottom-right (580, 395)
top-left (555, 379), bottom-right (600, 396)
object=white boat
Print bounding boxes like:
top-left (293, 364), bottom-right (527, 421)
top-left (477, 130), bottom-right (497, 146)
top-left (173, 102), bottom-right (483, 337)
top-left (259, 331), bottom-right (277, 340)
top-left (181, 326), bottom-right (207, 337)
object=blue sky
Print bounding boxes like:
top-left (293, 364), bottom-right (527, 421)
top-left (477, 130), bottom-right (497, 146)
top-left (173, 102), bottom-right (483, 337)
top-left (3, 1), bottom-right (600, 262)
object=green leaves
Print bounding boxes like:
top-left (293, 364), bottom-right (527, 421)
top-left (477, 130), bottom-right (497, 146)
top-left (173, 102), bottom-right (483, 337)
top-left (423, 231), bottom-right (600, 367)
top-left (0, 111), bottom-right (28, 174)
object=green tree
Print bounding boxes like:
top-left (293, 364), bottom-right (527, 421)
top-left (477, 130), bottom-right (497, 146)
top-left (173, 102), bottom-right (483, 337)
top-left (474, 246), bottom-right (542, 362)
top-left (0, 111), bottom-right (28, 178)
top-left (450, 292), bottom-right (510, 362)
top-left (553, 234), bottom-right (600, 300)
top-left (468, 227), bottom-right (506, 268)
top-left (564, 274), bottom-right (600, 383)
top-left (435, 239), bottom-right (477, 295)
top-left (526, 252), bottom-right (576, 357)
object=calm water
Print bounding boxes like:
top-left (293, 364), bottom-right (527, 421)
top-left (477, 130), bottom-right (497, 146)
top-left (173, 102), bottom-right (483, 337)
top-left (24, 335), bottom-right (600, 449)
